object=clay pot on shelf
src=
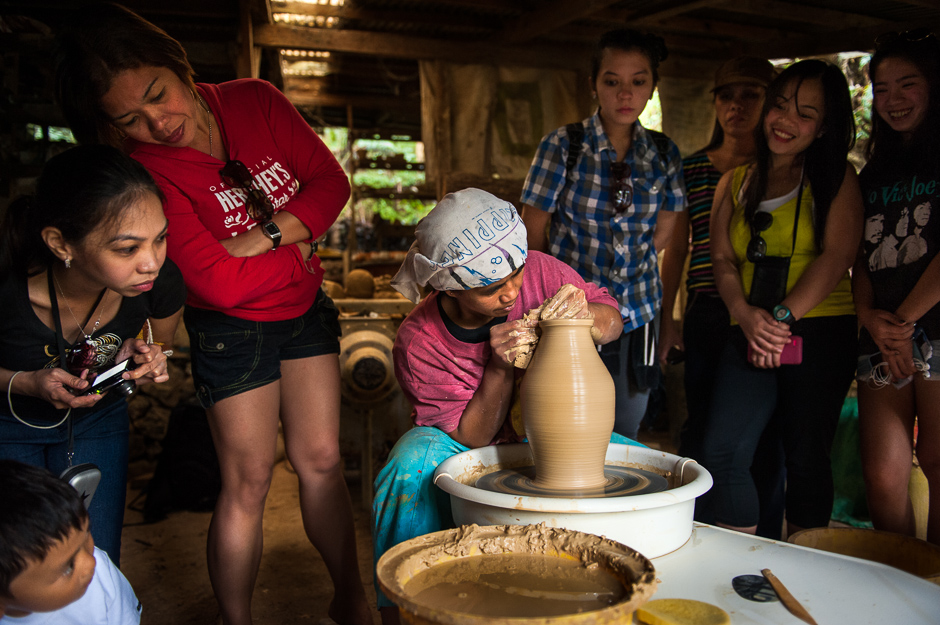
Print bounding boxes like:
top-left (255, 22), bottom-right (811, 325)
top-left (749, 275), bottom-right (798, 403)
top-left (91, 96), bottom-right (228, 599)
top-left (521, 318), bottom-right (615, 490)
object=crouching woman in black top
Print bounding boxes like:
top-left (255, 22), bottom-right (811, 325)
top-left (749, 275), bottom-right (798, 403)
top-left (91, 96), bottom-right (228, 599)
top-left (0, 144), bottom-right (186, 565)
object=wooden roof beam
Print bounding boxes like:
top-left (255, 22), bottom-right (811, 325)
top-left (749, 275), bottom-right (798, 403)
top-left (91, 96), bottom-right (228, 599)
top-left (284, 91), bottom-right (419, 111)
top-left (641, 15), bottom-right (796, 42)
top-left (726, 17), bottom-right (940, 59)
top-left (713, 0), bottom-right (888, 29)
top-left (273, 2), bottom-right (496, 31)
top-left (497, 0), bottom-right (621, 44)
top-left (630, 0), bottom-right (726, 24)
top-left (254, 23), bottom-right (589, 70)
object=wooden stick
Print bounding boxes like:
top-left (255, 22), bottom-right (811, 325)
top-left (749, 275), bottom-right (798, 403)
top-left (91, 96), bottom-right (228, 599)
top-left (762, 568), bottom-right (819, 625)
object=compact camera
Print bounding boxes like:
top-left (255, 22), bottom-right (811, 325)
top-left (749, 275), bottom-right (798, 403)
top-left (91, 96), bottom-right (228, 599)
top-left (60, 463), bottom-right (101, 509)
top-left (83, 359), bottom-right (137, 397)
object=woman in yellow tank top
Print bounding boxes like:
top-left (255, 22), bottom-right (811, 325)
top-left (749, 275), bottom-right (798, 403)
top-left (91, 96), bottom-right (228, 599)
top-left (701, 60), bottom-right (863, 536)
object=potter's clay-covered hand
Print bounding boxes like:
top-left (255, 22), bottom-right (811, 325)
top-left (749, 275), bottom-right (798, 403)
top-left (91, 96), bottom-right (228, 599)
top-left (539, 283), bottom-right (590, 320)
top-left (513, 284), bottom-right (601, 368)
top-left (498, 316), bottom-right (540, 368)
top-left (540, 284), bottom-right (602, 342)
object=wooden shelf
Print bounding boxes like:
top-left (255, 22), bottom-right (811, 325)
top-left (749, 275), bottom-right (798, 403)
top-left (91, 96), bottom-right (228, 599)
top-left (356, 186), bottom-right (435, 200)
top-left (355, 155), bottom-right (425, 171)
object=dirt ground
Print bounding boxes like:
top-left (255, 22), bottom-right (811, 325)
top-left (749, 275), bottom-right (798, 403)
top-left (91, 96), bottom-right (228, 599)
top-left (120, 462), bottom-right (378, 625)
top-left (118, 427), bottom-right (677, 625)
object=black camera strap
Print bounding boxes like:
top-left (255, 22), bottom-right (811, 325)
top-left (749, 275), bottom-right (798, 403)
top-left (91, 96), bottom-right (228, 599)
top-left (46, 269), bottom-right (83, 467)
top-left (787, 177), bottom-right (804, 258)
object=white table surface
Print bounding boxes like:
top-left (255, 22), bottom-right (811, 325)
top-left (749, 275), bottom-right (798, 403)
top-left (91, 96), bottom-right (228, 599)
top-left (650, 524), bottom-right (940, 624)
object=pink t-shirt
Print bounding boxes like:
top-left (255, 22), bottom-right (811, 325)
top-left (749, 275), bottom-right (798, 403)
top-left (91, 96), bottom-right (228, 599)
top-left (392, 251), bottom-right (618, 443)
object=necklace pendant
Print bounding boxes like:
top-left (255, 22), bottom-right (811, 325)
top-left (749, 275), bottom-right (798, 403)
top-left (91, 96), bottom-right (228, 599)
top-left (66, 336), bottom-right (98, 374)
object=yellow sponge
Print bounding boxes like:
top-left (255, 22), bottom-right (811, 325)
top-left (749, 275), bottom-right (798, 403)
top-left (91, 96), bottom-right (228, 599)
top-left (636, 599), bottom-right (730, 625)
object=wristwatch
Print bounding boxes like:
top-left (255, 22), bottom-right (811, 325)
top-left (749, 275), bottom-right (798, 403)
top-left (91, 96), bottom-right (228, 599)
top-left (772, 304), bottom-right (794, 325)
top-left (260, 220), bottom-right (281, 249)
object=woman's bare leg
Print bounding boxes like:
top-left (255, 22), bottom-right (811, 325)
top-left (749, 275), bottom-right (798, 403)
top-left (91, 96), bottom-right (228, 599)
top-left (205, 383), bottom-right (282, 625)
top-left (912, 378), bottom-right (940, 545)
top-left (859, 382), bottom-right (916, 536)
top-left (280, 354), bottom-right (373, 625)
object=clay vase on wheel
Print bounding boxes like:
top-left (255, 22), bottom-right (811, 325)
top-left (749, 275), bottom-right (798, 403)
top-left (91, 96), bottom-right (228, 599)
top-left (521, 318), bottom-right (615, 490)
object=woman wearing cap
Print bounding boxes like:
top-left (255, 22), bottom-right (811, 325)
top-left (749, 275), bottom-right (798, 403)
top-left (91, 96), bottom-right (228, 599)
top-left (657, 57), bottom-right (787, 535)
top-left (660, 57), bottom-right (773, 449)
top-left (372, 188), bottom-right (634, 625)
top-left (54, 5), bottom-right (370, 625)
top-left (520, 28), bottom-right (686, 440)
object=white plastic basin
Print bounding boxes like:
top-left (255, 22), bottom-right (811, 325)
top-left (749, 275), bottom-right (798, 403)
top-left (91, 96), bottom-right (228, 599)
top-left (433, 443), bottom-right (713, 558)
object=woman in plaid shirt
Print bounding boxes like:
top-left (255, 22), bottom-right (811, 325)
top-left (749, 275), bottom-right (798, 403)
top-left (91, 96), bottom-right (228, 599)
top-left (520, 28), bottom-right (686, 439)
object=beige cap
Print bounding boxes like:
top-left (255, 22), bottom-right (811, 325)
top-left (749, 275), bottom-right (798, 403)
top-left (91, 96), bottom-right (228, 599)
top-left (712, 56), bottom-right (775, 91)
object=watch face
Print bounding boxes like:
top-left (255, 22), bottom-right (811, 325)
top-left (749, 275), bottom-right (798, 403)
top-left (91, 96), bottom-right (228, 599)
top-left (262, 221), bottom-right (281, 238)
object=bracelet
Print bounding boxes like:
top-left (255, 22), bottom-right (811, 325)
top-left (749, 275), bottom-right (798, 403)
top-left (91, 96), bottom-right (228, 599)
top-left (303, 241), bottom-right (318, 274)
top-left (7, 371), bottom-right (71, 430)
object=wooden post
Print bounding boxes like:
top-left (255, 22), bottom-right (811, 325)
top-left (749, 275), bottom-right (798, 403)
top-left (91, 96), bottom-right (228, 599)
top-left (236, 0), bottom-right (262, 79)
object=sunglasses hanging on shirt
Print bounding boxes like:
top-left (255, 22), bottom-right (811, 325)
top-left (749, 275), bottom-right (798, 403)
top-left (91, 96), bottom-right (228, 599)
top-left (746, 211), bottom-right (774, 263)
top-left (609, 161), bottom-right (634, 212)
top-left (219, 159), bottom-right (275, 222)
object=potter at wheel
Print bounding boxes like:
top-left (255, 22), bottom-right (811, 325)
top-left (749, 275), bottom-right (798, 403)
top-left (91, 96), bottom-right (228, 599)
top-left (476, 464), bottom-right (668, 498)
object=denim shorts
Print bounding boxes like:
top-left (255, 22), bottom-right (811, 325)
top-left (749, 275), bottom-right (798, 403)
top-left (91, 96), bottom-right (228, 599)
top-left (857, 339), bottom-right (940, 385)
top-left (185, 289), bottom-right (341, 408)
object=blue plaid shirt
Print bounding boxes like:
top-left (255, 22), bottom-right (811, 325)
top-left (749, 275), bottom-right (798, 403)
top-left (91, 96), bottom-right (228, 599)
top-left (521, 113), bottom-right (686, 332)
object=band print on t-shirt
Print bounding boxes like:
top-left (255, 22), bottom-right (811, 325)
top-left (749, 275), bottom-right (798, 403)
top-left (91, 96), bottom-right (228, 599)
top-left (866, 200), bottom-right (932, 270)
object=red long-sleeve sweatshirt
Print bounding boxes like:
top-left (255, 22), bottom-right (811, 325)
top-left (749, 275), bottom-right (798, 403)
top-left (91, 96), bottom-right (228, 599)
top-left (130, 79), bottom-right (349, 321)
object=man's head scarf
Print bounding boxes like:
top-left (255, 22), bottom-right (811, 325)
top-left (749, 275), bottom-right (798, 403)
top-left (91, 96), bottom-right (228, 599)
top-left (391, 188), bottom-right (528, 303)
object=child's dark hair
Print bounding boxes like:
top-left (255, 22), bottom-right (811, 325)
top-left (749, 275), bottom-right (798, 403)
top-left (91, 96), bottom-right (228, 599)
top-left (743, 60), bottom-right (855, 251)
top-left (866, 31), bottom-right (940, 165)
top-left (590, 28), bottom-right (668, 87)
top-left (54, 2), bottom-right (195, 148)
top-left (0, 144), bottom-right (163, 279)
top-left (0, 460), bottom-right (88, 596)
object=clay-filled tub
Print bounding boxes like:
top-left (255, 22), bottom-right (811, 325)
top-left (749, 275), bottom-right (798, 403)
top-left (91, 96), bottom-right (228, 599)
top-left (376, 523), bottom-right (657, 625)
top-left (433, 444), bottom-right (712, 558)
top-left (788, 527), bottom-right (940, 585)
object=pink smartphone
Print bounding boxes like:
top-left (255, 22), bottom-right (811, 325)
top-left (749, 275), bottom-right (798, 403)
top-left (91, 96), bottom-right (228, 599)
top-left (748, 336), bottom-right (803, 365)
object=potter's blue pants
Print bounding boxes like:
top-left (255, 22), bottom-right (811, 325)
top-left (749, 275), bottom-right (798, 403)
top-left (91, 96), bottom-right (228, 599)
top-left (371, 426), bottom-right (643, 608)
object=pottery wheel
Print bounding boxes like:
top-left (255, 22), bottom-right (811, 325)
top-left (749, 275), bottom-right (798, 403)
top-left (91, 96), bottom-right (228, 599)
top-left (475, 465), bottom-right (669, 498)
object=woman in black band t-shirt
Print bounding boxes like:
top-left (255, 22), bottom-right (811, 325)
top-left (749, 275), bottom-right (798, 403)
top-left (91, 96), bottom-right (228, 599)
top-left (855, 31), bottom-right (940, 546)
top-left (0, 145), bottom-right (186, 564)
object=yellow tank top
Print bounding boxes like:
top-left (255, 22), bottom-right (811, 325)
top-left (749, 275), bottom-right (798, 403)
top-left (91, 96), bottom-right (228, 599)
top-left (729, 166), bottom-right (854, 320)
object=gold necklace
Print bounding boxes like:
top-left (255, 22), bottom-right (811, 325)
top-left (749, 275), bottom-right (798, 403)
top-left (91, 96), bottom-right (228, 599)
top-left (197, 94), bottom-right (213, 157)
top-left (52, 272), bottom-right (108, 341)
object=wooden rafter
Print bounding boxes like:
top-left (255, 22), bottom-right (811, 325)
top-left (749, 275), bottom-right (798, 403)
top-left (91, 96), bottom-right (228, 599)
top-left (496, 0), bottom-right (622, 44)
top-left (630, 0), bottom-right (726, 24)
top-left (734, 16), bottom-right (940, 59)
top-left (715, 0), bottom-right (888, 29)
top-left (641, 15), bottom-right (799, 43)
top-left (272, 2), bottom-right (495, 31)
top-left (253, 23), bottom-right (589, 70)
top-left (284, 91), bottom-right (419, 110)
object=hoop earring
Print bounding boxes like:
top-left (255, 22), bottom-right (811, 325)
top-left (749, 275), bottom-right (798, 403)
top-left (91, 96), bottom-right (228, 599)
top-left (64, 257), bottom-right (71, 269)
